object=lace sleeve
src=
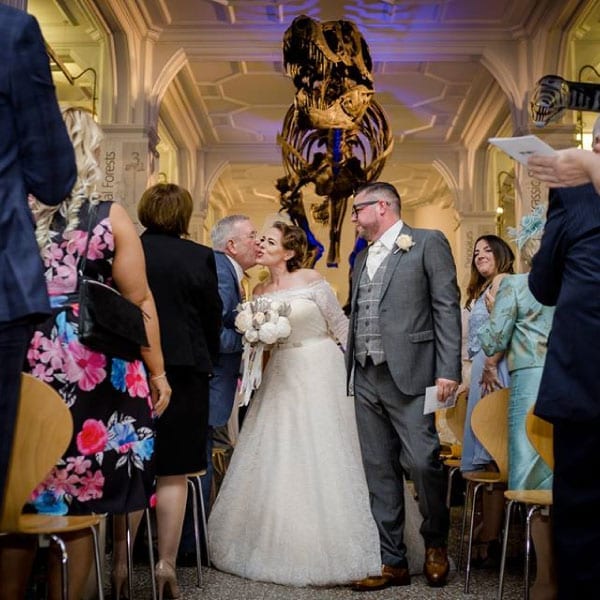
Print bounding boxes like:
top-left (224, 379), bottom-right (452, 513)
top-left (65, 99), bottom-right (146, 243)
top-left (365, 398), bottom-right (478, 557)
top-left (312, 280), bottom-right (349, 348)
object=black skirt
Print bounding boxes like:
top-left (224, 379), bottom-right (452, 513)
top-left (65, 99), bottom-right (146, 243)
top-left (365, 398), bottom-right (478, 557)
top-left (154, 366), bottom-right (209, 476)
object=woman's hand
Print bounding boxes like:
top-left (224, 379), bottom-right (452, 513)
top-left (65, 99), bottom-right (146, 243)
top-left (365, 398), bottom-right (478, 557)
top-left (149, 373), bottom-right (171, 417)
top-left (480, 359), bottom-right (502, 394)
top-left (483, 287), bottom-right (496, 313)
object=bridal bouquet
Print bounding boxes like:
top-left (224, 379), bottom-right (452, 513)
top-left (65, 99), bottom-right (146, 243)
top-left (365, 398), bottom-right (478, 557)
top-left (235, 297), bottom-right (292, 406)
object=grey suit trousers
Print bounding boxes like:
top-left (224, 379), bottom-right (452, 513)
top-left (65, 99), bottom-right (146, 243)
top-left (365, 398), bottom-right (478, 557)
top-left (354, 359), bottom-right (449, 567)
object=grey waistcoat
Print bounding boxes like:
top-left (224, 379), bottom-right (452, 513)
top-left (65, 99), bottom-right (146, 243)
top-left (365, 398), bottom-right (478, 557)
top-left (354, 254), bottom-right (391, 367)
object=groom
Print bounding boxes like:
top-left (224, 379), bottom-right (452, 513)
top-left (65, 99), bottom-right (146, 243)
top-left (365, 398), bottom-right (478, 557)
top-left (346, 181), bottom-right (461, 589)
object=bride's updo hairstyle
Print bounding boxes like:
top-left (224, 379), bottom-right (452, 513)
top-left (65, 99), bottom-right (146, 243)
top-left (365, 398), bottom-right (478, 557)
top-left (272, 221), bottom-right (307, 272)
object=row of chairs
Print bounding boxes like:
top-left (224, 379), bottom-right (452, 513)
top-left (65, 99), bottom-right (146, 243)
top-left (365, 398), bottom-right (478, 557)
top-left (0, 374), bottom-right (210, 599)
top-left (438, 388), bottom-right (553, 599)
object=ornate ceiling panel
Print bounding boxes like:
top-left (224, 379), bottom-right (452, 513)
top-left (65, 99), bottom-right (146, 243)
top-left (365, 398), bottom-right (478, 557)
top-left (30, 0), bottom-right (596, 216)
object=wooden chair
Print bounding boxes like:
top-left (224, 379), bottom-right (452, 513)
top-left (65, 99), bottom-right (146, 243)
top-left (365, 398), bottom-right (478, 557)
top-left (497, 408), bottom-right (553, 600)
top-left (0, 373), bottom-right (105, 600)
top-left (458, 387), bottom-right (510, 594)
top-left (436, 390), bottom-right (467, 507)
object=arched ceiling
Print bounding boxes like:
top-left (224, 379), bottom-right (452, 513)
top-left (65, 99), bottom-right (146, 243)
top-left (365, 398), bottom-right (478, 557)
top-left (29, 0), bottom-right (599, 219)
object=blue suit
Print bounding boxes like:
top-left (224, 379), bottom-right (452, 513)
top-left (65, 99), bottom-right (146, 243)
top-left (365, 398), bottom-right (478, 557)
top-left (529, 184), bottom-right (600, 599)
top-left (0, 5), bottom-right (76, 512)
top-left (209, 252), bottom-right (244, 428)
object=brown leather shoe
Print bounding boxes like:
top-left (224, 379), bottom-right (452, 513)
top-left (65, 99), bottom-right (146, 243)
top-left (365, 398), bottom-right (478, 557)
top-left (423, 547), bottom-right (449, 587)
top-left (352, 564), bottom-right (411, 591)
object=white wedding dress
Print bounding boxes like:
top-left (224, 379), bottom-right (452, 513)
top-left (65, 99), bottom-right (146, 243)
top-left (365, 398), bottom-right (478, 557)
top-left (208, 280), bottom-right (382, 586)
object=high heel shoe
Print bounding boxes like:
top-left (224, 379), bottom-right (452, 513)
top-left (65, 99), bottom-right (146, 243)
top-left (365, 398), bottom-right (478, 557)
top-left (156, 560), bottom-right (180, 600)
top-left (111, 563), bottom-right (129, 599)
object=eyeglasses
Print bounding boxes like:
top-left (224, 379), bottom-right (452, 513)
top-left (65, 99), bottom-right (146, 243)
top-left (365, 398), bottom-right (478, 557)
top-left (351, 200), bottom-right (380, 218)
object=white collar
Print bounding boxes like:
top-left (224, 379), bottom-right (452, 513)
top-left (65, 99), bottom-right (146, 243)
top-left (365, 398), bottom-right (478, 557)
top-left (376, 220), bottom-right (404, 252)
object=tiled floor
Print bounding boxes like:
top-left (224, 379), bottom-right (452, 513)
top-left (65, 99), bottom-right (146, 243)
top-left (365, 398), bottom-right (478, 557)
top-left (122, 505), bottom-right (527, 599)
top-left (147, 561), bottom-right (523, 599)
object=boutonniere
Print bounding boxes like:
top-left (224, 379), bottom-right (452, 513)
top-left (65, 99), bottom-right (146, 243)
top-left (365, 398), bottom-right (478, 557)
top-left (394, 234), bottom-right (415, 254)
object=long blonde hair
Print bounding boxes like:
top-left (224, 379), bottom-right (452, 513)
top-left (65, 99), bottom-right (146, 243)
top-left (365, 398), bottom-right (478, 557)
top-left (31, 107), bottom-right (104, 249)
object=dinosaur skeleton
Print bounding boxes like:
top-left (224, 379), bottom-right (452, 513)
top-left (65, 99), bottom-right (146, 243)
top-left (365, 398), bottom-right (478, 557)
top-left (530, 74), bottom-right (600, 127)
top-left (277, 15), bottom-right (393, 267)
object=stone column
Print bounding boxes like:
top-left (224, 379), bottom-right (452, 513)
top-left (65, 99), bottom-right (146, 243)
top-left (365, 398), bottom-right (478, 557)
top-left (455, 212), bottom-right (497, 292)
top-left (97, 125), bottom-right (158, 227)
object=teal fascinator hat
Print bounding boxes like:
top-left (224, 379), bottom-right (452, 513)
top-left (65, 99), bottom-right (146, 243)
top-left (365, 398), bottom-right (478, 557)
top-left (507, 204), bottom-right (547, 250)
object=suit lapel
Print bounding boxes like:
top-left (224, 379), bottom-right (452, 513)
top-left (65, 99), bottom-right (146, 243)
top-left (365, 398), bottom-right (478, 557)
top-left (216, 251), bottom-right (242, 303)
top-left (381, 223), bottom-right (413, 297)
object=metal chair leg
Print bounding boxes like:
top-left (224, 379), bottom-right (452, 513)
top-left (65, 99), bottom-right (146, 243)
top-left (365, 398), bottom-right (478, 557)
top-left (145, 508), bottom-right (157, 600)
top-left (457, 480), bottom-right (472, 572)
top-left (524, 505), bottom-right (542, 600)
top-left (464, 482), bottom-right (485, 594)
top-left (497, 499), bottom-right (515, 599)
top-left (49, 534), bottom-right (69, 600)
top-left (193, 475), bottom-right (210, 566)
top-left (125, 512), bottom-right (134, 600)
top-left (446, 466), bottom-right (459, 508)
top-left (89, 524), bottom-right (105, 600)
top-left (123, 510), bottom-right (156, 600)
top-left (188, 478), bottom-right (203, 587)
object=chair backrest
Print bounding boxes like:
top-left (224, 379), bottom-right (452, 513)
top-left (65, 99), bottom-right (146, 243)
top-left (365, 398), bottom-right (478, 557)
top-left (442, 389), bottom-right (467, 444)
top-left (526, 408), bottom-right (554, 471)
top-left (0, 373), bottom-right (73, 531)
top-left (470, 388), bottom-right (510, 482)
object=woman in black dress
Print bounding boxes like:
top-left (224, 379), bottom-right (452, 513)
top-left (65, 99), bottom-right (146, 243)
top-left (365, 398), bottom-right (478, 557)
top-left (138, 183), bottom-right (222, 598)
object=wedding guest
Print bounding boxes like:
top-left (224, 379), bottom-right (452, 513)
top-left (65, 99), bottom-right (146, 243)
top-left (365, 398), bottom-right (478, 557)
top-left (479, 207), bottom-right (555, 599)
top-left (178, 214), bottom-right (258, 565)
top-left (0, 107), bottom-right (170, 600)
top-left (460, 234), bottom-right (514, 566)
top-left (208, 221), bottom-right (384, 586)
top-left (346, 182), bottom-right (461, 589)
top-left (0, 4), bottom-right (76, 519)
top-left (139, 182), bottom-right (222, 598)
top-left (529, 182), bottom-right (600, 599)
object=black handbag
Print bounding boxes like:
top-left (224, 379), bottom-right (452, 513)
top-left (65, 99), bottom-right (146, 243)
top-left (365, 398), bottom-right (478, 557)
top-left (77, 203), bottom-right (149, 361)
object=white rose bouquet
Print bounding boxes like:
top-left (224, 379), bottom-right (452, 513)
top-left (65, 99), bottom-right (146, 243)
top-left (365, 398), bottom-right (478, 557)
top-left (234, 297), bottom-right (292, 406)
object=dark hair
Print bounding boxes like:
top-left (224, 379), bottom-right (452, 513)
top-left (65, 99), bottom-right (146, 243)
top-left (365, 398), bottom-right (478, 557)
top-left (271, 221), bottom-right (307, 272)
top-left (138, 183), bottom-right (193, 236)
top-left (353, 181), bottom-right (401, 213)
top-left (465, 234), bottom-right (515, 308)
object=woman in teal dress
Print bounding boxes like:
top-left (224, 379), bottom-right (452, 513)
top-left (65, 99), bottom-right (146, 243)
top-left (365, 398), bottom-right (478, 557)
top-left (479, 205), bottom-right (556, 599)
top-left (479, 272), bottom-right (553, 491)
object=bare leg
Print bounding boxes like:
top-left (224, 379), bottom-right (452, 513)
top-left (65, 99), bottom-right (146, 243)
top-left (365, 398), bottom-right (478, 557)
top-left (530, 512), bottom-right (557, 600)
top-left (0, 534), bottom-right (37, 600)
top-left (154, 475), bottom-right (186, 598)
top-left (156, 475), bottom-right (187, 566)
top-left (47, 530), bottom-right (94, 600)
top-left (112, 510), bottom-right (144, 597)
top-left (472, 487), bottom-right (505, 565)
top-left (480, 487), bottom-right (505, 542)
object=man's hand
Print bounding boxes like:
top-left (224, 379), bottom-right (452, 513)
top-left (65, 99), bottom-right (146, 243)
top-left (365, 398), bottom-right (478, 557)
top-left (527, 149), bottom-right (592, 188)
top-left (435, 378), bottom-right (459, 403)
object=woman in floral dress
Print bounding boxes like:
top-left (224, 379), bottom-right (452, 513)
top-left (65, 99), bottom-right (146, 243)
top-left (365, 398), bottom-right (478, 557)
top-left (0, 107), bottom-right (171, 600)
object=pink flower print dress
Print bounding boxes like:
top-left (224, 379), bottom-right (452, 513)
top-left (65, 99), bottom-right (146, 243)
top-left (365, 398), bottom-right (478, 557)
top-left (25, 200), bottom-right (155, 516)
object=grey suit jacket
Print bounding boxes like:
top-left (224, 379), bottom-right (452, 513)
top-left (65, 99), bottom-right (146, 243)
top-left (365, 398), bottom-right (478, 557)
top-left (346, 224), bottom-right (462, 396)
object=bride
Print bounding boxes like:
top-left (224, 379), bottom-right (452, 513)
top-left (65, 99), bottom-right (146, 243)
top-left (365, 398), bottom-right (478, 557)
top-left (208, 221), bottom-right (382, 586)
